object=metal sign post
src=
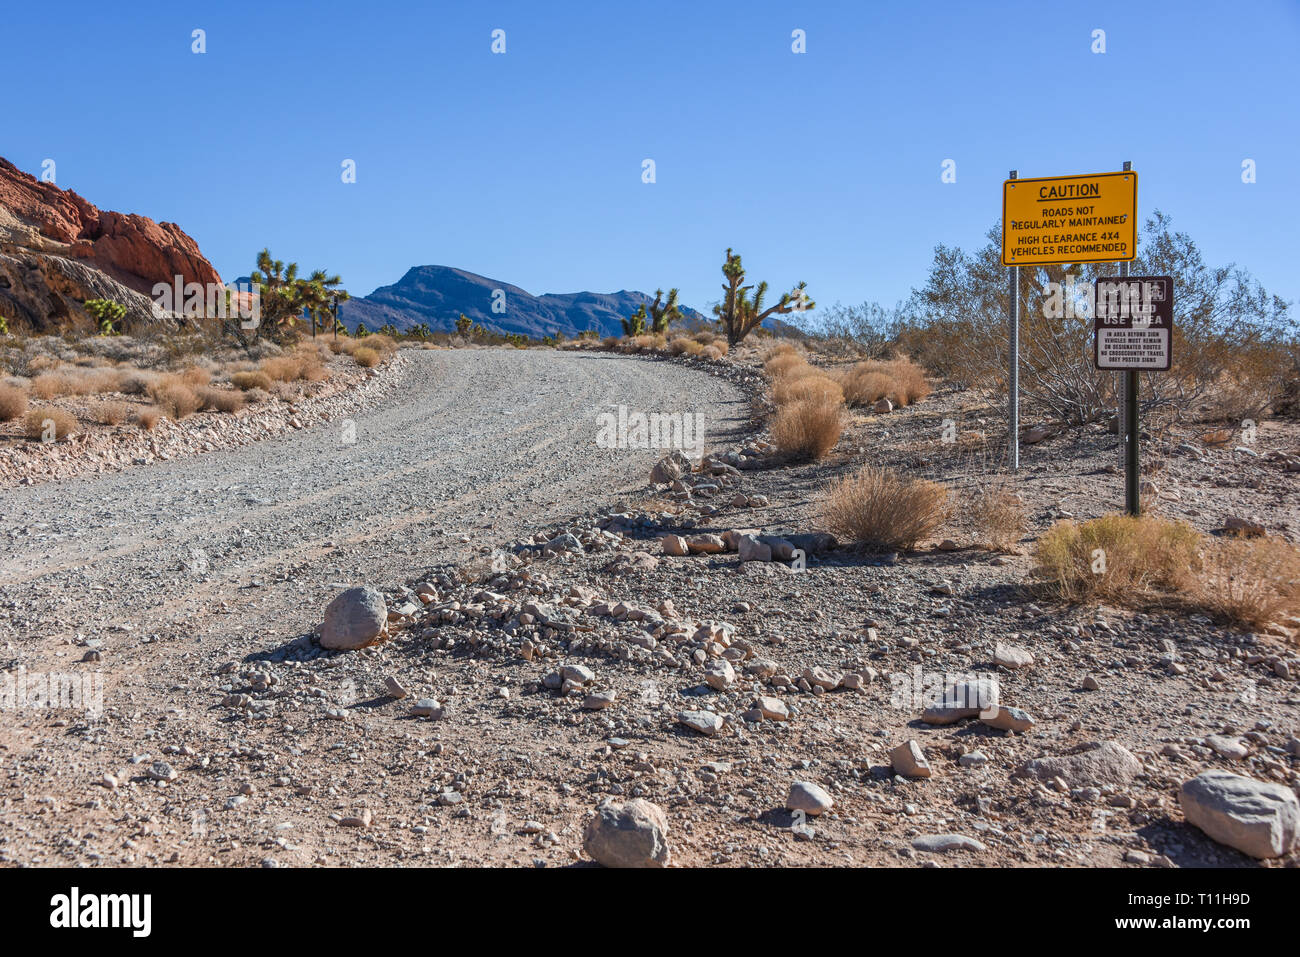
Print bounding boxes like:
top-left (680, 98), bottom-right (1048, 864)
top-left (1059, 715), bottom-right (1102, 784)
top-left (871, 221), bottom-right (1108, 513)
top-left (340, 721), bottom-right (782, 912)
top-left (1007, 170), bottom-right (1019, 472)
top-left (1117, 160), bottom-right (1131, 471)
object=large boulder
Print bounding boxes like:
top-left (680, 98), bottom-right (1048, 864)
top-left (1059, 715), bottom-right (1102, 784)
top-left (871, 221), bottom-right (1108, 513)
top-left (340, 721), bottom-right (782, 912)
top-left (583, 799), bottom-right (671, 868)
top-left (320, 586), bottom-right (388, 650)
top-left (1179, 771), bottom-right (1300, 859)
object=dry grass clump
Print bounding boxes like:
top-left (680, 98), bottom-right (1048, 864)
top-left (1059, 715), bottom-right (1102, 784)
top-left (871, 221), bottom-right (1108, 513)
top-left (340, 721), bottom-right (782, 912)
top-left (969, 480), bottom-right (1028, 552)
top-left (772, 373), bottom-right (844, 407)
top-left (839, 357), bottom-right (931, 407)
top-left (1192, 535), bottom-right (1300, 632)
top-left (1032, 515), bottom-right (1201, 603)
top-left (261, 356), bottom-right (305, 382)
top-left (118, 371), bottom-right (154, 395)
top-left (771, 396), bottom-right (843, 460)
top-left (30, 372), bottom-right (71, 399)
top-left (0, 384), bottom-right (28, 421)
top-left (765, 352), bottom-right (808, 379)
top-left (149, 380), bottom-right (202, 420)
top-left (24, 408), bottom-right (77, 441)
top-left (230, 370), bottom-right (273, 391)
top-left (631, 333), bottom-right (668, 351)
top-left (94, 401), bottom-right (129, 426)
top-left (820, 466), bottom-right (951, 550)
top-left (839, 367), bottom-right (895, 406)
top-left (198, 386), bottom-right (246, 414)
top-left (669, 337), bottom-right (705, 356)
top-left (137, 406), bottom-right (161, 431)
top-left (353, 346), bottom-right (380, 368)
top-left (179, 365), bottom-right (211, 388)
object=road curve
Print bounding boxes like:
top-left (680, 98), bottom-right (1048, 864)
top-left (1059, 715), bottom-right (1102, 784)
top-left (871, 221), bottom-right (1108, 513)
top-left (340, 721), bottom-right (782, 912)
top-left (0, 349), bottom-right (749, 649)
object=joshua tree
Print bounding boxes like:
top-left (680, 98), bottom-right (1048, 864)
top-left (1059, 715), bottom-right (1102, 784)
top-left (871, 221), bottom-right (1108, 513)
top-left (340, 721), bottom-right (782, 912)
top-left (712, 248), bottom-right (813, 345)
top-left (250, 249), bottom-right (303, 340)
top-left (300, 270), bottom-right (347, 338)
top-left (353, 323), bottom-right (369, 338)
top-left (455, 313), bottom-right (473, 336)
top-left (621, 305), bottom-right (649, 337)
top-left (647, 288), bottom-right (683, 333)
top-left (85, 299), bottom-right (127, 336)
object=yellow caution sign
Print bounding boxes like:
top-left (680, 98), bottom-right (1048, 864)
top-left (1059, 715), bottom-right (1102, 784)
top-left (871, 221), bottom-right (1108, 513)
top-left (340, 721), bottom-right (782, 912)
top-left (1002, 170), bottom-right (1137, 265)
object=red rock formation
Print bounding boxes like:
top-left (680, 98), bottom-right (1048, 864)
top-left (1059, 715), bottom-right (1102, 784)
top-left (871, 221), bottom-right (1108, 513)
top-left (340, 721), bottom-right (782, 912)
top-left (0, 157), bottom-right (222, 295)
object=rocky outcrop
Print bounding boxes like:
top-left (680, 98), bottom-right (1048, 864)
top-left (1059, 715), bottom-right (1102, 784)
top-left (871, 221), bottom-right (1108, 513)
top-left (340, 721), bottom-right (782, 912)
top-left (0, 157), bottom-right (222, 332)
top-left (0, 251), bottom-right (161, 331)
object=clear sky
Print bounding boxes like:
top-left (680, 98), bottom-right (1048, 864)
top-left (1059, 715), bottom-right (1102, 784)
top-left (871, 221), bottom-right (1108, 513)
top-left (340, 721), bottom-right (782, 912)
top-left (4, 0), bottom-right (1297, 316)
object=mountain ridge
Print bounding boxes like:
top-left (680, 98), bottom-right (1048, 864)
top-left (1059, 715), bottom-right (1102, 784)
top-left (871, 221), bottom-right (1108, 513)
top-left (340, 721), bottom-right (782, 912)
top-left (338, 264), bottom-right (709, 338)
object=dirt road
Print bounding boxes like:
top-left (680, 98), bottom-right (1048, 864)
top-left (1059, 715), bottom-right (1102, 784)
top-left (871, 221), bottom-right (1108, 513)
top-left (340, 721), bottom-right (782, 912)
top-left (0, 349), bottom-right (748, 865)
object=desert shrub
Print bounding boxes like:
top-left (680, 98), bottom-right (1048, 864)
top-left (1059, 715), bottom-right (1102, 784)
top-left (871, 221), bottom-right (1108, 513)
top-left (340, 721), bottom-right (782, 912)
top-left (118, 370), bottom-right (154, 395)
top-left (198, 386), bottom-right (246, 414)
top-left (841, 358), bottom-right (930, 407)
top-left (1033, 515), bottom-right (1201, 603)
top-left (1192, 535), bottom-right (1300, 631)
top-left (900, 212), bottom-right (1292, 426)
top-left (30, 372), bottom-right (70, 399)
top-left (150, 382), bottom-right (202, 420)
top-left (700, 345), bottom-right (725, 360)
top-left (764, 353), bottom-right (808, 378)
top-left (839, 367), bottom-right (895, 406)
top-left (772, 374), bottom-right (844, 407)
top-left (24, 408), bottom-right (77, 441)
top-left (295, 350), bottom-right (328, 382)
top-left (771, 396), bottom-right (842, 460)
top-left (879, 357), bottom-right (931, 405)
top-left (697, 335), bottom-right (729, 356)
top-left (969, 481), bottom-right (1027, 552)
top-left (179, 365), bottom-right (211, 388)
top-left (670, 337), bottom-right (704, 356)
top-left (0, 384), bottom-right (28, 421)
top-left (260, 356), bottom-right (303, 382)
top-left (631, 333), bottom-right (667, 351)
top-left (820, 466), bottom-right (951, 550)
top-left (94, 400), bottom-right (128, 425)
top-left (230, 370), bottom-right (273, 391)
top-left (353, 347), bottom-right (380, 368)
top-left (137, 406), bottom-right (161, 430)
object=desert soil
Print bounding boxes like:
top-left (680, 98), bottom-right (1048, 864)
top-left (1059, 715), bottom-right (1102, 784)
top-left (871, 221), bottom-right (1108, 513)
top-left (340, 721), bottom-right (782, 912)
top-left (0, 348), bottom-right (1297, 868)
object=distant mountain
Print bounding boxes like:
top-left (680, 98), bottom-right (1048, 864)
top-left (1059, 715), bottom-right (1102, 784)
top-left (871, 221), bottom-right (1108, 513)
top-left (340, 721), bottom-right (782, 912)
top-left (337, 265), bottom-right (708, 338)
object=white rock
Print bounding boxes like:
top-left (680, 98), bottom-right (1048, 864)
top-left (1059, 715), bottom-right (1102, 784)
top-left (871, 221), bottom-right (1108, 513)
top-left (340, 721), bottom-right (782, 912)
top-left (677, 710), bottom-right (723, 736)
top-left (786, 781), bottom-right (834, 816)
top-left (993, 642), bottom-right (1034, 670)
top-left (912, 833), bottom-right (986, 853)
top-left (890, 740), bottom-right (932, 778)
top-left (1179, 771), bottom-right (1299, 859)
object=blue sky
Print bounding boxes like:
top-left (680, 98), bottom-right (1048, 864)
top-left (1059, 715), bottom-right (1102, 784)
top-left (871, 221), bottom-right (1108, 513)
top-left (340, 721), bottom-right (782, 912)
top-left (4, 0), bottom-right (1298, 316)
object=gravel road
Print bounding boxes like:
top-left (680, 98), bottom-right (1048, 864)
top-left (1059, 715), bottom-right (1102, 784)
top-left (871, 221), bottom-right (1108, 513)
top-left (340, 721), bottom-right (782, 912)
top-left (0, 349), bottom-right (746, 649)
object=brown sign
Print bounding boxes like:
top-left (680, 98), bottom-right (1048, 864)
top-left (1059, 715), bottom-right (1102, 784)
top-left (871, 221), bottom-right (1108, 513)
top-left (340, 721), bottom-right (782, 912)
top-left (1093, 276), bottom-right (1173, 371)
